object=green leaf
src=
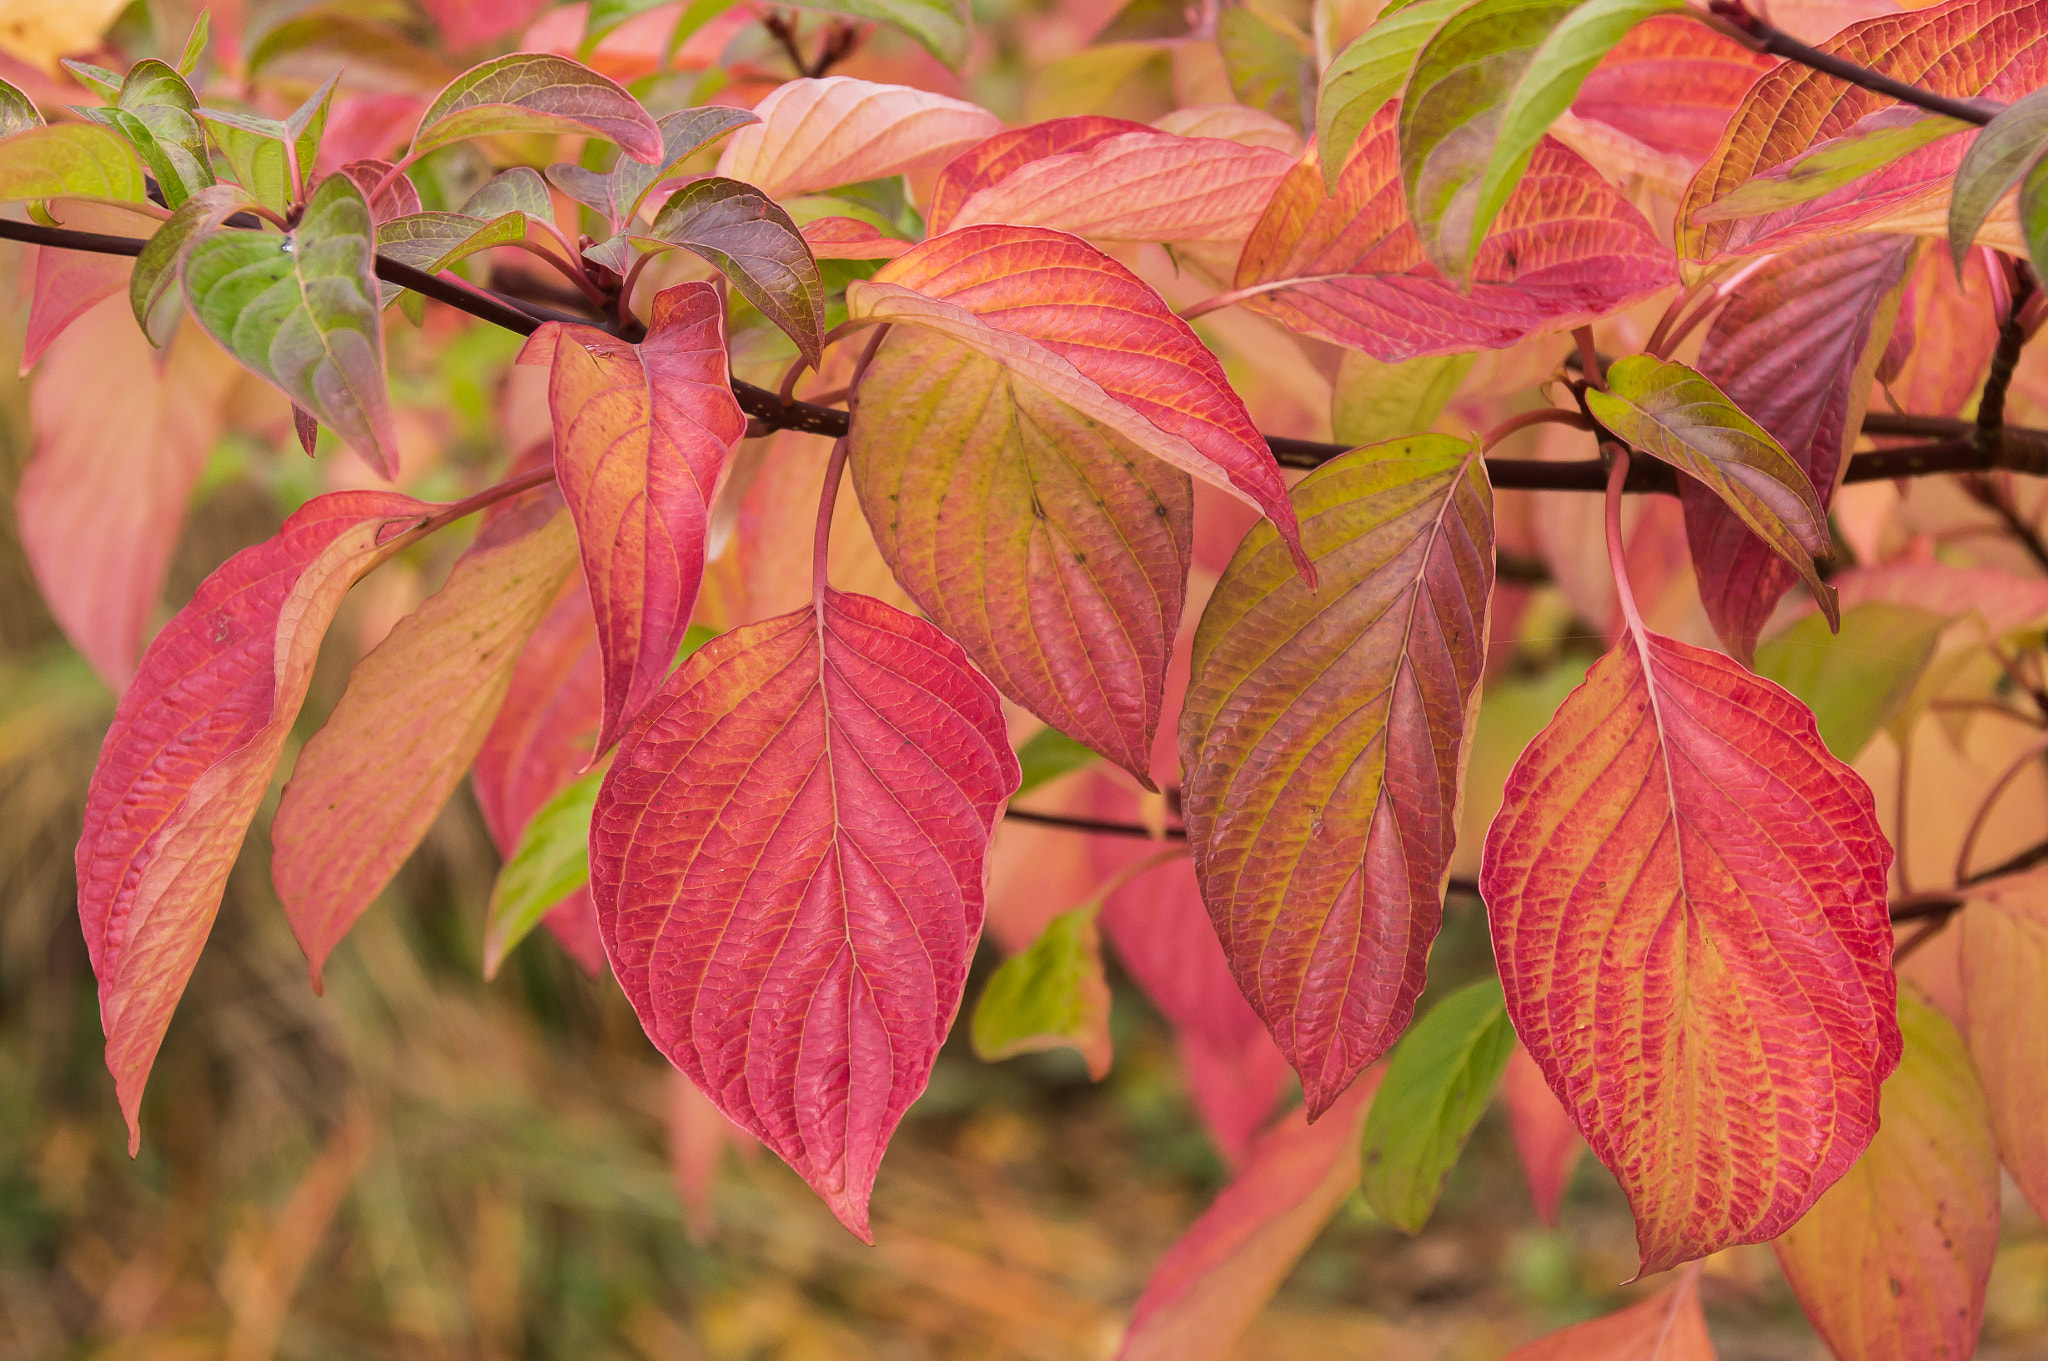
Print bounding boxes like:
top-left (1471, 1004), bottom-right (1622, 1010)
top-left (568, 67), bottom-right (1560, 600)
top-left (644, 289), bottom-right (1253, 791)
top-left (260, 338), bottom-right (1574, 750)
top-left (1316, 0), bottom-right (1462, 191)
top-left (0, 123), bottom-right (145, 203)
top-left (408, 53), bottom-right (664, 166)
top-left (1585, 354), bottom-right (1839, 629)
top-left (459, 167), bottom-right (554, 222)
top-left (788, 0), bottom-right (971, 68)
top-left (2022, 151), bottom-right (2048, 281)
top-left (88, 59), bottom-right (213, 207)
top-left (970, 903), bottom-right (1113, 1078)
top-left (545, 106), bottom-right (757, 231)
top-left (1015, 725), bottom-right (1102, 797)
top-left (1358, 978), bottom-right (1515, 1233)
top-left (1753, 603), bottom-right (1945, 761)
top-left (0, 77), bottom-right (43, 136)
top-left (181, 173), bottom-right (400, 477)
top-left (245, 11), bottom-right (455, 92)
top-left (1219, 7), bottom-right (1315, 134)
top-left (1695, 106), bottom-right (1968, 226)
top-left (177, 9), bottom-right (211, 75)
top-left (376, 210), bottom-right (529, 279)
top-left (640, 177), bottom-right (825, 365)
top-left (132, 183), bottom-right (255, 345)
top-left (200, 75), bottom-right (337, 215)
top-left (1330, 350), bottom-right (1474, 446)
top-left (1950, 88), bottom-right (2048, 272)
top-left (60, 59), bottom-right (124, 102)
top-left (582, 0), bottom-right (680, 53)
top-left (483, 764), bottom-right (603, 977)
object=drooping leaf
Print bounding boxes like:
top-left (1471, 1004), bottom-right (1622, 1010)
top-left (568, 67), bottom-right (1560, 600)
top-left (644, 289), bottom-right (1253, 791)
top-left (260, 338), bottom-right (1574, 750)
top-left (1684, 234), bottom-right (1912, 658)
top-left (272, 500), bottom-right (580, 990)
top-left (20, 298), bottom-right (237, 688)
top-left (76, 490), bottom-right (428, 1152)
top-left (1232, 105), bottom-right (1674, 361)
top-left (1357, 979), bottom-right (1515, 1233)
top-left (484, 763), bottom-right (604, 977)
top-left (1014, 724), bottom-right (1101, 796)
top-left (541, 282), bottom-right (746, 758)
top-left (131, 184), bottom-right (255, 347)
top-left (1681, 0), bottom-right (2048, 262)
top-left (1502, 1040), bottom-right (1583, 1227)
top-left (338, 159), bottom-right (421, 223)
top-left (786, 0), bottom-right (970, 68)
top-left (0, 76), bottom-right (42, 135)
top-left (0, 123), bottom-right (145, 203)
top-left (197, 75), bottom-right (336, 216)
top-left (1502, 1268), bottom-right (1715, 1359)
top-left (1181, 437), bottom-right (1493, 1115)
top-left (713, 76), bottom-right (1003, 201)
top-left (847, 224), bottom-right (1310, 574)
top-left (22, 199), bottom-right (140, 370)
top-left (180, 172), bottom-right (400, 478)
top-left (971, 901), bottom-right (1113, 1079)
top-left (1217, 7), bottom-right (1315, 134)
top-left (592, 590), bottom-right (1020, 1240)
top-left (638, 178), bottom-right (825, 366)
top-left (408, 53), bottom-right (663, 165)
top-left (1753, 603), bottom-right (1945, 761)
top-left (1330, 349), bottom-right (1473, 445)
top-left (1959, 866), bottom-right (2048, 1219)
top-left (1772, 987), bottom-right (1998, 1361)
top-left (1696, 106), bottom-right (1968, 224)
top-left (849, 319), bottom-right (1192, 784)
top-left (1316, 0), bottom-right (1462, 192)
top-left (545, 106), bottom-right (759, 231)
top-left (1585, 354), bottom-right (1840, 636)
top-left (1481, 627), bottom-right (1899, 1275)
top-left (1114, 1072), bottom-right (1380, 1361)
top-left (87, 59), bottom-right (213, 208)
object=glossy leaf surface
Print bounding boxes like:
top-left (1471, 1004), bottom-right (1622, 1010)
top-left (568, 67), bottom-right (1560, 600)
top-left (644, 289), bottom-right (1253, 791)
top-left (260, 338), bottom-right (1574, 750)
top-left (1772, 988), bottom-right (1999, 1361)
top-left (76, 491), bottom-right (426, 1151)
top-left (181, 173), bottom-right (400, 478)
top-left (1480, 629), bottom-right (1899, 1275)
top-left (0, 123), bottom-right (145, 203)
top-left (1959, 866), bottom-right (2048, 1219)
top-left (714, 77), bottom-right (1003, 201)
top-left (592, 591), bottom-right (1020, 1239)
top-left (971, 902), bottom-right (1113, 1079)
top-left (543, 283), bottom-right (746, 756)
top-left (1357, 979), bottom-right (1514, 1232)
top-left (409, 53), bottom-right (662, 163)
top-left (1181, 437), bottom-right (1492, 1114)
top-left (640, 178), bottom-right (825, 366)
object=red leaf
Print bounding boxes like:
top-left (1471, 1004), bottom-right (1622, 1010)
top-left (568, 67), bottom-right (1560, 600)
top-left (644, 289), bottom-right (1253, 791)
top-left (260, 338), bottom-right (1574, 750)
top-left (1958, 865), bottom-right (2048, 1219)
top-left (1503, 1266), bottom-right (1715, 1359)
top-left (1480, 629), bottom-right (1899, 1275)
top-left (1115, 1071), bottom-right (1380, 1361)
top-left (20, 297), bottom-right (238, 687)
top-left (591, 590), bottom-right (1021, 1239)
top-left (76, 490), bottom-right (428, 1151)
top-left (800, 216), bottom-right (913, 260)
top-left (927, 117), bottom-right (1151, 234)
top-left (23, 233), bottom-right (131, 371)
top-left (1503, 1039), bottom-right (1584, 1228)
top-left (1563, 16), bottom-right (1777, 184)
top-left (849, 224), bottom-right (1310, 577)
top-left (1230, 105), bottom-right (1675, 362)
top-left (544, 282), bottom-right (746, 756)
top-left (337, 157), bottom-right (420, 221)
top-left (713, 76), bottom-right (1003, 201)
top-left (1688, 234), bottom-right (1913, 659)
top-left (1180, 438), bottom-right (1494, 1117)
top-left (272, 495), bottom-right (579, 989)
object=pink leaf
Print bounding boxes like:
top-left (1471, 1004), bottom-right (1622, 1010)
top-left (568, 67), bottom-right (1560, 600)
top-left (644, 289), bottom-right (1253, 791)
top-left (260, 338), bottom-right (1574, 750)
top-left (76, 490), bottom-right (429, 1152)
top-left (420, 0), bottom-right (550, 49)
top-left (591, 590), bottom-right (1021, 1240)
top-left (800, 216), bottom-right (913, 260)
top-left (272, 493), bottom-right (580, 989)
top-left (20, 296), bottom-right (238, 688)
top-left (713, 77), bottom-right (1003, 201)
top-left (1886, 244), bottom-right (1999, 418)
top-left (337, 157), bottom-right (420, 221)
top-left (21, 201), bottom-right (144, 371)
top-left (1503, 1040), bottom-right (1584, 1228)
top-left (545, 282), bottom-right (746, 756)
top-left (1232, 104), bottom-right (1675, 362)
top-left (1832, 559), bottom-right (2048, 638)
top-left (1503, 1266), bottom-right (1715, 1359)
top-left (1115, 1071), bottom-right (1380, 1361)
top-left (927, 117), bottom-right (1152, 233)
top-left (1564, 16), bottom-right (1777, 184)
top-left (1687, 233), bottom-right (1913, 659)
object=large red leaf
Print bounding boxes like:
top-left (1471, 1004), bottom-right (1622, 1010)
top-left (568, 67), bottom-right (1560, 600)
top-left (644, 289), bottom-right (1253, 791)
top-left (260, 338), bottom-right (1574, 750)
top-left (1772, 987), bottom-right (1999, 1361)
top-left (1114, 1070), bottom-right (1380, 1361)
top-left (1687, 233), bottom-right (1912, 660)
top-left (1681, 0), bottom-right (2048, 261)
top-left (1503, 1267), bottom-right (1715, 1359)
top-left (537, 282), bottom-right (745, 757)
top-left (1180, 437), bottom-right (1493, 1117)
top-left (272, 494), bottom-right (579, 988)
top-left (1228, 104), bottom-right (1674, 362)
top-left (1563, 16), bottom-right (1777, 185)
top-left (1480, 623), bottom-right (1899, 1274)
top-left (591, 590), bottom-right (1020, 1240)
top-left (76, 490), bottom-right (428, 1151)
top-left (1958, 865), bottom-right (2048, 1218)
top-left (20, 296), bottom-right (237, 688)
top-left (847, 224), bottom-right (1309, 575)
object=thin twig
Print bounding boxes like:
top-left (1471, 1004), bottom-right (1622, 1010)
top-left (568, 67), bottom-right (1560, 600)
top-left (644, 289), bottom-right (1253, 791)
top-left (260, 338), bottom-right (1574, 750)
top-left (1701, 0), bottom-right (2001, 126)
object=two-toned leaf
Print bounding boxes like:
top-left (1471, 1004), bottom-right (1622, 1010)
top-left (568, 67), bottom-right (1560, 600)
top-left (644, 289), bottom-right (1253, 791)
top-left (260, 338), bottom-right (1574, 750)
top-left (0, 76), bottom-right (42, 135)
top-left (1959, 866), bottom-right (2048, 1219)
top-left (1316, 0), bottom-right (1462, 191)
top-left (1561, 15), bottom-right (1774, 188)
top-left (1586, 355), bottom-right (1839, 637)
top-left (1772, 987), bottom-right (1999, 1361)
top-left (592, 590), bottom-right (1021, 1240)
top-left (180, 173), bottom-right (400, 478)
top-left (198, 75), bottom-right (336, 216)
top-left (484, 765), bottom-right (604, 977)
top-left (131, 184), bottom-right (255, 346)
top-left (547, 105), bottom-right (758, 232)
top-left (1753, 603), bottom-right (1945, 761)
top-left (1480, 627), bottom-right (1899, 1275)
top-left (1503, 1268), bottom-right (1714, 1358)
top-left (1696, 107), bottom-right (1968, 224)
top-left (88, 59), bottom-right (212, 207)
top-left (713, 77), bottom-right (1003, 200)
top-left (538, 283), bottom-right (744, 758)
top-left (22, 199), bottom-right (145, 369)
top-left (971, 901), bottom-right (1113, 1079)
top-left (637, 178), bottom-right (825, 365)
top-left (272, 497), bottom-right (579, 989)
top-left (376, 209), bottom-right (528, 276)
top-left (0, 123), bottom-right (145, 203)
top-left (1358, 979), bottom-right (1515, 1232)
top-left (1231, 105), bottom-right (1673, 361)
top-left (76, 490), bottom-right (428, 1151)
top-left (1952, 90), bottom-right (2048, 266)
top-left (927, 116), bottom-right (1148, 231)
top-left (1180, 437), bottom-right (1492, 1114)
top-left (1683, 234), bottom-right (1912, 657)
top-left (408, 53), bottom-right (663, 164)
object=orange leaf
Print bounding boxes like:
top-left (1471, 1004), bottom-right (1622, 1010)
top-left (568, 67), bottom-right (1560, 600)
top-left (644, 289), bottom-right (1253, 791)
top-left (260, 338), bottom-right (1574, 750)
top-left (1959, 865), bottom-right (2048, 1219)
top-left (713, 76), bottom-right (1002, 201)
top-left (1503, 1265), bottom-right (1715, 1359)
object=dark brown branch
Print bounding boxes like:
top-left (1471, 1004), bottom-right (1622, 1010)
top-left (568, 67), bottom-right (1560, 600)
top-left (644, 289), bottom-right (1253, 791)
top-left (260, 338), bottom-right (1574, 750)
top-left (1704, 0), bottom-right (2000, 126)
